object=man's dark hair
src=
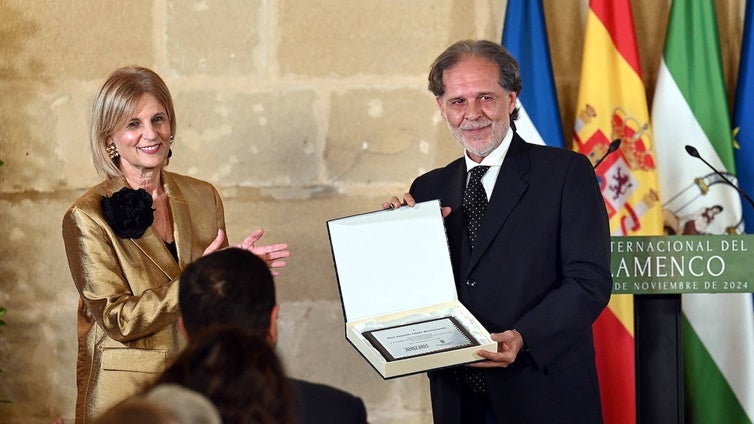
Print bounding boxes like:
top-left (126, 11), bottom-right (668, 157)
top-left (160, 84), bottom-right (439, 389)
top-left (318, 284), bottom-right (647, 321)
top-left (427, 39), bottom-right (522, 121)
top-left (179, 248), bottom-right (275, 337)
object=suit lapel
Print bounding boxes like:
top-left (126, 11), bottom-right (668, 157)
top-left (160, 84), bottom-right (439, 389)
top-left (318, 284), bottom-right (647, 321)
top-left (163, 172), bottom-right (193, 270)
top-left (467, 135), bottom-right (531, 271)
top-left (129, 230), bottom-right (181, 281)
top-left (443, 162), bottom-right (469, 258)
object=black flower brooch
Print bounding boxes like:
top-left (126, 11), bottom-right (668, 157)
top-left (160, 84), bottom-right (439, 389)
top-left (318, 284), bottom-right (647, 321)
top-left (101, 187), bottom-right (155, 239)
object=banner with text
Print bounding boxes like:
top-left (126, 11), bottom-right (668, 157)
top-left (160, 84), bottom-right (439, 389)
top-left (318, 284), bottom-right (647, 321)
top-left (611, 235), bottom-right (753, 294)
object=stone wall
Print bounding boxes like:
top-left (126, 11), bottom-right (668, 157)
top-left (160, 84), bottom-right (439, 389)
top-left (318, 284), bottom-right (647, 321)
top-left (0, 1), bottom-right (745, 422)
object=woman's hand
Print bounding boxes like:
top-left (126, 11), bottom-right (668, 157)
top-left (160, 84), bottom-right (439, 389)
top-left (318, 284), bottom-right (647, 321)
top-left (202, 229), bottom-right (290, 276)
top-left (203, 229), bottom-right (227, 256)
top-left (237, 228), bottom-right (290, 276)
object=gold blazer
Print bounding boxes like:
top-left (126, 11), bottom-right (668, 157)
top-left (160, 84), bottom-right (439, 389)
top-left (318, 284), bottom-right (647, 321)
top-left (62, 171), bottom-right (227, 423)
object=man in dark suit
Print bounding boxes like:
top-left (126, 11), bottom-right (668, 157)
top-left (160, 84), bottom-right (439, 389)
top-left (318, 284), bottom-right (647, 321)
top-left (178, 248), bottom-right (368, 424)
top-left (385, 40), bottom-right (612, 423)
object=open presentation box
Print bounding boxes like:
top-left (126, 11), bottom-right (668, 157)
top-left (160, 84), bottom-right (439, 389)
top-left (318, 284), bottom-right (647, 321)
top-left (327, 200), bottom-right (496, 378)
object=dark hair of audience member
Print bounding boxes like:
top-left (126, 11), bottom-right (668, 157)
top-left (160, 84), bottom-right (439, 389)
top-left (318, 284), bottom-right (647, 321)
top-left (179, 247), bottom-right (276, 337)
top-left (153, 327), bottom-right (297, 424)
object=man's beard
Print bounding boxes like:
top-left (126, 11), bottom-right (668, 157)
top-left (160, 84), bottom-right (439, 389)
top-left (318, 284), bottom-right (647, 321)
top-left (448, 119), bottom-right (508, 159)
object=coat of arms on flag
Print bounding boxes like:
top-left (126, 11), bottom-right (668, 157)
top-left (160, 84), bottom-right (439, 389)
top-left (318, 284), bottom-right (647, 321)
top-left (574, 104), bottom-right (659, 236)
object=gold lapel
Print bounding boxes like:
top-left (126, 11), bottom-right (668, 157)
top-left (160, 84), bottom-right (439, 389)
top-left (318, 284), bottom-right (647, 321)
top-left (129, 234), bottom-right (181, 281)
top-left (163, 172), bottom-right (193, 269)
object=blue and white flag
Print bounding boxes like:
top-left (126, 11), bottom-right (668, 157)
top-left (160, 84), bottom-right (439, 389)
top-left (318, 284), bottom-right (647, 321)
top-left (502, 0), bottom-right (564, 147)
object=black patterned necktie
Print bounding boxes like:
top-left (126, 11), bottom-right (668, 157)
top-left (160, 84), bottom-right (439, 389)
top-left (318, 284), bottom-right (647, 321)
top-left (463, 165), bottom-right (490, 249)
top-left (454, 366), bottom-right (488, 394)
top-left (459, 165), bottom-right (490, 393)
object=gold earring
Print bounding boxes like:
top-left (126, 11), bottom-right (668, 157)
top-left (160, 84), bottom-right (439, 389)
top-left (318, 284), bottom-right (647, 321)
top-left (106, 144), bottom-right (120, 160)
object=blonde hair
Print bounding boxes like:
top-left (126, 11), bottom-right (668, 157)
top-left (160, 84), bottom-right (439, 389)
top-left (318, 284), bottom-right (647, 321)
top-left (90, 66), bottom-right (176, 179)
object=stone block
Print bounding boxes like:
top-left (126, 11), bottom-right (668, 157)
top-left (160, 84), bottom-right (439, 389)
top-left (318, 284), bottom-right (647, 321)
top-left (326, 88), bottom-right (458, 185)
top-left (52, 83), bottom-right (102, 191)
top-left (0, 84), bottom-right (90, 193)
top-left (278, 0), bottom-right (454, 77)
top-left (0, 195), bottom-right (79, 422)
top-left (169, 88), bottom-right (321, 186)
top-left (166, 0), bottom-right (264, 76)
top-left (0, 1), bottom-right (154, 81)
top-left (221, 189), bottom-right (387, 302)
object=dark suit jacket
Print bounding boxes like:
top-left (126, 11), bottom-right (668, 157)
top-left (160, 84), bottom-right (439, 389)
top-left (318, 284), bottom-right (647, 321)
top-left (292, 379), bottom-right (368, 424)
top-left (409, 134), bottom-right (612, 424)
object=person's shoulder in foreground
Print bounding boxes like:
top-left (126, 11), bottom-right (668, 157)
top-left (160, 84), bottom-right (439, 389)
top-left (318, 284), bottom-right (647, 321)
top-left (292, 378), bottom-right (368, 424)
top-left (144, 383), bottom-right (222, 424)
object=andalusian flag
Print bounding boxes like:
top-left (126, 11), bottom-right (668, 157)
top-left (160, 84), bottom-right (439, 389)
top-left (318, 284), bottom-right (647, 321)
top-left (652, 0), bottom-right (754, 422)
top-left (735, 0), bottom-right (754, 233)
top-left (502, 0), bottom-right (564, 147)
top-left (573, 0), bottom-right (663, 422)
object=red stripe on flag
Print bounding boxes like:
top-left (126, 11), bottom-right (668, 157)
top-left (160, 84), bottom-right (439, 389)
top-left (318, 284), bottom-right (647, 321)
top-left (590, 0), bottom-right (642, 76)
top-left (593, 306), bottom-right (636, 424)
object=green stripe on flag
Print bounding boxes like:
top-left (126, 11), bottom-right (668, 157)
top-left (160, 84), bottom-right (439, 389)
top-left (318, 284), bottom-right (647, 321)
top-left (683, 318), bottom-right (752, 423)
top-left (663, 0), bottom-right (735, 170)
top-left (654, 1), bottom-right (754, 422)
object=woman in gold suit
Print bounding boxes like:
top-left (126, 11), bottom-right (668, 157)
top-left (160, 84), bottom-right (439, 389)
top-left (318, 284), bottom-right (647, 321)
top-left (62, 66), bottom-right (291, 423)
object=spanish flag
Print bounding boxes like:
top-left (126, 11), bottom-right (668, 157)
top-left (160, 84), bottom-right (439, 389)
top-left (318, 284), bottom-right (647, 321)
top-left (572, 1), bottom-right (664, 422)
